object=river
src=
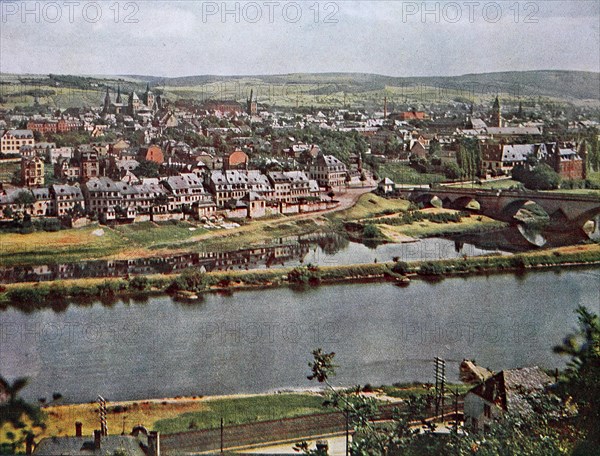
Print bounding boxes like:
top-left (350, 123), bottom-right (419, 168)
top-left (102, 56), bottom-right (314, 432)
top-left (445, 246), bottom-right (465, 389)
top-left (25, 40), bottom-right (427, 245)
top-left (1, 268), bottom-right (597, 403)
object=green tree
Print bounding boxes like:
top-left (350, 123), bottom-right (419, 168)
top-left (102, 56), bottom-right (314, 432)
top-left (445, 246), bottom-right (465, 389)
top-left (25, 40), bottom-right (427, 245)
top-left (457, 138), bottom-right (481, 179)
top-left (554, 306), bottom-right (600, 453)
top-left (135, 160), bottom-right (160, 178)
top-left (442, 162), bottom-right (465, 180)
top-left (512, 163), bottom-right (561, 190)
top-left (0, 376), bottom-right (45, 430)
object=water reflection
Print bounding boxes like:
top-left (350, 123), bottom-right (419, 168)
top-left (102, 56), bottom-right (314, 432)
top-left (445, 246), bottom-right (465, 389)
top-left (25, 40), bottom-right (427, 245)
top-left (0, 225), bottom-right (589, 284)
top-left (0, 233), bottom-right (505, 284)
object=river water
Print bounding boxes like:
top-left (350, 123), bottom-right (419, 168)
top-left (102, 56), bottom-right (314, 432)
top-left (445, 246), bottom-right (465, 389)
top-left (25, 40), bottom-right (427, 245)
top-left (1, 268), bottom-right (597, 403)
top-left (0, 234), bottom-right (507, 284)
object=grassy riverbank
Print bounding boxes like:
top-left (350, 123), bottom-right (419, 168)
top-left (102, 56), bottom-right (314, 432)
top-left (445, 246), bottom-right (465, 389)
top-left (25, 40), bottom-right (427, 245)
top-left (4, 381), bottom-right (472, 447)
top-left (2, 243), bottom-right (599, 310)
top-left (0, 193), bottom-right (510, 268)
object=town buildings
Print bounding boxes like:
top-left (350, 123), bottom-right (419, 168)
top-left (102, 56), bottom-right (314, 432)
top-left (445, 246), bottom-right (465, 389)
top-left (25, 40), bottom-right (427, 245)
top-left (464, 366), bottom-right (553, 433)
top-left (309, 153), bottom-right (348, 189)
top-left (1, 129), bottom-right (35, 154)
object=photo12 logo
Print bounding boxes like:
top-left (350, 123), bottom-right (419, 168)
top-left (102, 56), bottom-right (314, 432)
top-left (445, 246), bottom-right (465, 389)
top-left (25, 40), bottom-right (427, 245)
top-left (0, 1), bottom-right (140, 24)
top-left (400, 1), bottom-right (540, 23)
top-left (200, 1), bottom-right (340, 24)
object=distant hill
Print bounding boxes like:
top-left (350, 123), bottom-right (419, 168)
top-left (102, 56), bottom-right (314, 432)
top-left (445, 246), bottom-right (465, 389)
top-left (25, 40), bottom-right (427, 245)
top-left (123, 70), bottom-right (600, 102)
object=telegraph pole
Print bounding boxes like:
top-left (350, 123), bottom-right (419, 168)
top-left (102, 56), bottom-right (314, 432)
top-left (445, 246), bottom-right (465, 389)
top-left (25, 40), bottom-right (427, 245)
top-left (434, 357), bottom-right (446, 420)
top-left (220, 418), bottom-right (224, 454)
top-left (97, 395), bottom-right (108, 436)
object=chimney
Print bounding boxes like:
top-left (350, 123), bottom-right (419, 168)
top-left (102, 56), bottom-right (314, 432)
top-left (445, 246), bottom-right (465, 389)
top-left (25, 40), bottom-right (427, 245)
top-left (25, 434), bottom-right (34, 456)
top-left (94, 430), bottom-right (101, 450)
top-left (75, 422), bottom-right (83, 437)
top-left (147, 431), bottom-right (160, 456)
top-left (316, 440), bottom-right (328, 455)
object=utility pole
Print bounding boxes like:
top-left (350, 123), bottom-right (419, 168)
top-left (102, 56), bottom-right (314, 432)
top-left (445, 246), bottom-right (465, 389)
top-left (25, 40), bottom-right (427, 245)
top-left (434, 357), bottom-right (446, 420)
top-left (220, 417), bottom-right (224, 454)
top-left (452, 388), bottom-right (460, 433)
top-left (97, 395), bottom-right (108, 436)
top-left (345, 409), bottom-right (349, 456)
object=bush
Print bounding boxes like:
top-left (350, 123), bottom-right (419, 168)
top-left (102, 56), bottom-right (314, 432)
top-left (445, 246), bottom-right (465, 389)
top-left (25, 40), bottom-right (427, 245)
top-left (363, 224), bottom-right (383, 239)
top-left (129, 276), bottom-right (149, 291)
top-left (7, 287), bottom-right (49, 305)
top-left (443, 162), bottom-right (465, 180)
top-left (168, 269), bottom-right (208, 293)
top-left (288, 265), bottom-right (321, 284)
top-left (391, 261), bottom-right (410, 275)
top-left (418, 262), bottom-right (446, 276)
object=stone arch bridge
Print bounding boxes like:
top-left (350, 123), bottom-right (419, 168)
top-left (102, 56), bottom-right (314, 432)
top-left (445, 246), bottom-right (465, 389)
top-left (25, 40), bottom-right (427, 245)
top-left (396, 187), bottom-right (600, 233)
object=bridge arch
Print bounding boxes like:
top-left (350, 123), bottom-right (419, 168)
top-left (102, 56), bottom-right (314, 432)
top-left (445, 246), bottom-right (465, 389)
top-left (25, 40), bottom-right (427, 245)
top-left (451, 196), bottom-right (481, 211)
top-left (573, 207), bottom-right (600, 232)
top-left (500, 199), bottom-right (546, 221)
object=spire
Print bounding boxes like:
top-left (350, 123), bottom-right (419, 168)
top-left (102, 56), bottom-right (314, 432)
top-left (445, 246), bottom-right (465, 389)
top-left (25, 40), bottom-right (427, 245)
top-left (116, 85), bottom-right (122, 104)
top-left (146, 82), bottom-right (151, 93)
top-left (491, 96), bottom-right (502, 127)
top-left (102, 87), bottom-right (111, 114)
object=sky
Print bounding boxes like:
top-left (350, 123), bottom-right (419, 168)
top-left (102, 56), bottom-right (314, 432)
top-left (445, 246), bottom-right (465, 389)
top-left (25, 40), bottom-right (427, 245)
top-left (0, 0), bottom-right (599, 77)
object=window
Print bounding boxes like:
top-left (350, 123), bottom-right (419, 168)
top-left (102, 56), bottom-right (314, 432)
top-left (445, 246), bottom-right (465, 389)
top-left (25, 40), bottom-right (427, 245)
top-left (484, 403), bottom-right (491, 418)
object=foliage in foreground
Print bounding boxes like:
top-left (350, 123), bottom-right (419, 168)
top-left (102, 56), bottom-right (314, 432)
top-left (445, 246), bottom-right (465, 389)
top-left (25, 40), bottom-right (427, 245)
top-left (297, 326), bottom-right (600, 456)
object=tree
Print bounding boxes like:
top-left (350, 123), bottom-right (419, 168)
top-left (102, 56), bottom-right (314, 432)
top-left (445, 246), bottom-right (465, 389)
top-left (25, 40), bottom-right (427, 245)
top-left (442, 162), bottom-right (464, 180)
top-left (302, 349), bottom-right (434, 456)
top-left (456, 138), bottom-right (481, 179)
top-left (512, 163), bottom-right (561, 190)
top-left (135, 160), bottom-right (160, 178)
top-left (554, 306), bottom-right (600, 453)
top-left (13, 190), bottom-right (35, 207)
top-left (0, 376), bottom-right (45, 430)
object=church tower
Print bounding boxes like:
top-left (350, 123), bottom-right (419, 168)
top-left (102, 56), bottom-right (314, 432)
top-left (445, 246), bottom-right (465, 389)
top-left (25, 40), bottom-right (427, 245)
top-left (490, 96), bottom-right (502, 127)
top-left (102, 87), bottom-right (111, 115)
top-left (116, 85), bottom-right (122, 104)
top-left (128, 91), bottom-right (141, 116)
top-left (247, 89), bottom-right (257, 116)
top-left (144, 83), bottom-right (155, 110)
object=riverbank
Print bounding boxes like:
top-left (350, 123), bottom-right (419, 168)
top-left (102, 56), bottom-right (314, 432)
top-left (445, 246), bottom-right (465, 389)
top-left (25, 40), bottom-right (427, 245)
top-left (2, 243), bottom-right (599, 310)
top-left (7, 381), bottom-right (468, 447)
top-left (0, 193), bottom-right (502, 268)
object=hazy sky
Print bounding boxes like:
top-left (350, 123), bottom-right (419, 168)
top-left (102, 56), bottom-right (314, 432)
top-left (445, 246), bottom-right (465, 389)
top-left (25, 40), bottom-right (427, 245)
top-left (1, 0), bottom-right (599, 77)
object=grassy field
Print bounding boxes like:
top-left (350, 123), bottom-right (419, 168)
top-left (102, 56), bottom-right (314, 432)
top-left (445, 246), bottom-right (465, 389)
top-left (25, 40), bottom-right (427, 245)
top-left (113, 221), bottom-right (207, 249)
top-left (378, 163), bottom-right (445, 186)
top-left (449, 179), bottom-right (522, 190)
top-left (0, 393), bottom-right (325, 446)
top-left (0, 215), bottom-right (327, 266)
top-left (329, 194), bottom-right (410, 221)
top-left (380, 382), bottom-right (471, 399)
top-left (0, 226), bottom-right (130, 266)
top-left (153, 394), bottom-right (326, 433)
top-left (0, 222), bottom-right (210, 267)
top-left (374, 208), bottom-right (506, 239)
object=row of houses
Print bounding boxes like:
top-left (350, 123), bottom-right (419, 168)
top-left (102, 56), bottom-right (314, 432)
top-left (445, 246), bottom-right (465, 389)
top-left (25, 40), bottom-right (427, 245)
top-left (481, 142), bottom-right (585, 179)
top-left (1, 165), bottom-right (329, 222)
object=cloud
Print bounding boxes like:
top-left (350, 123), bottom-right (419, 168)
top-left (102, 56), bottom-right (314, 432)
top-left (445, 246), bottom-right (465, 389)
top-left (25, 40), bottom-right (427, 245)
top-left (0, 0), bottom-right (598, 77)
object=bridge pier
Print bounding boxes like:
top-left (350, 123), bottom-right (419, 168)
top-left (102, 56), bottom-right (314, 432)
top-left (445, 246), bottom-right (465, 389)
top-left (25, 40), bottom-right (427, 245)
top-left (583, 214), bottom-right (600, 240)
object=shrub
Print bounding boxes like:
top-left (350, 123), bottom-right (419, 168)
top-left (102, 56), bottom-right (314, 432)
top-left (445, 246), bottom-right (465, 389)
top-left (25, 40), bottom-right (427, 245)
top-left (7, 287), bottom-right (49, 306)
top-left (288, 265), bottom-right (321, 284)
top-left (418, 262), bottom-right (446, 276)
top-left (363, 224), bottom-right (383, 239)
top-left (391, 261), bottom-right (410, 275)
top-left (168, 269), bottom-right (208, 293)
top-left (129, 276), bottom-right (149, 291)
